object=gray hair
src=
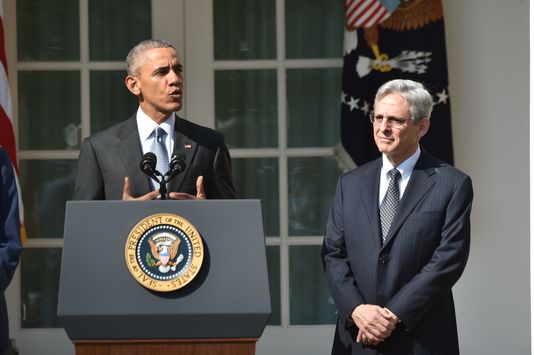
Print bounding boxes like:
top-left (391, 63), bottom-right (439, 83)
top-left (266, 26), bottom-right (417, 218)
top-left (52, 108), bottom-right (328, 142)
top-left (374, 79), bottom-right (433, 123)
top-left (126, 39), bottom-right (175, 76)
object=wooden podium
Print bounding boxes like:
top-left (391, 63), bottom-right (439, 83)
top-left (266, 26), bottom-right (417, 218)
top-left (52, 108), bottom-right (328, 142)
top-left (58, 200), bottom-right (271, 355)
top-left (73, 338), bottom-right (257, 355)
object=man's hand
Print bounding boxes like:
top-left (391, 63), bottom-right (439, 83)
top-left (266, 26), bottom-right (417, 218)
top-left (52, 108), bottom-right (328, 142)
top-left (352, 305), bottom-right (398, 346)
top-left (168, 176), bottom-right (206, 200)
top-left (122, 177), bottom-right (159, 200)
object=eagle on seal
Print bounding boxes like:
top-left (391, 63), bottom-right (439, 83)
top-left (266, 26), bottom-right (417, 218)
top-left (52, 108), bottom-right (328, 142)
top-left (148, 236), bottom-right (183, 273)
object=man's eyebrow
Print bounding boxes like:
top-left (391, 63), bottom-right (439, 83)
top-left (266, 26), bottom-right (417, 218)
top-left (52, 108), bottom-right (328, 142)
top-left (152, 65), bottom-right (168, 73)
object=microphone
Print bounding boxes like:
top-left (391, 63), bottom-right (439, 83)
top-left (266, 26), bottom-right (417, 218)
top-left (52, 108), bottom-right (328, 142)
top-left (140, 152), bottom-right (158, 180)
top-left (139, 153), bottom-right (186, 200)
top-left (168, 154), bottom-right (186, 177)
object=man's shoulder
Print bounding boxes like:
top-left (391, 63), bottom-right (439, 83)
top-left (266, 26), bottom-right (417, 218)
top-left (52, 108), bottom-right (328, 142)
top-left (418, 151), bottom-right (471, 181)
top-left (86, 116), bottom-right (137, 144)
top-left (341, 158), bottom-right (381, 180)
top-left (176, 117), bottom-right (226, 149)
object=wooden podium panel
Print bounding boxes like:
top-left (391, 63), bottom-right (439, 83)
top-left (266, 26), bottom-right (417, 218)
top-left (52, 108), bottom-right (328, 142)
top-left (74, 338), bottom-right (257, 355)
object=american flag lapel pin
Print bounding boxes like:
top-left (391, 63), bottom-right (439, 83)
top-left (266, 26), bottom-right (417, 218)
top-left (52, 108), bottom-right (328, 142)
top-left (184, 144), bottom-right (192, 149)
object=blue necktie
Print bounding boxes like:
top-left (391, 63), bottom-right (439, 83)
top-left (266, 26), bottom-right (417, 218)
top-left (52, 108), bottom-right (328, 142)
top-left (150, 127), bottom-right (169, 176)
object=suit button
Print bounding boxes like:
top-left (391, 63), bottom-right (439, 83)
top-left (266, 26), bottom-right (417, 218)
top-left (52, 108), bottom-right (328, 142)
top-left (378, 255), bottom-right (388, 264)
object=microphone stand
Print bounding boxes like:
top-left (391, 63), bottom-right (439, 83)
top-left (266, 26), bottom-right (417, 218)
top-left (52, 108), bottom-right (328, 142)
top-left (156, 168), bottom-right (182, 200)
top-left (158, 177), bottom-right (168, 200)
top-left (140, 153), bottom-right (186, 200)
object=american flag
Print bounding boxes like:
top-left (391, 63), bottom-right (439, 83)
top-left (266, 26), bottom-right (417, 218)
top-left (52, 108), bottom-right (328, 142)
top-left (345, 0), bottom-right (400, 28)
top-left (0, 0), bottom-right (26, 242)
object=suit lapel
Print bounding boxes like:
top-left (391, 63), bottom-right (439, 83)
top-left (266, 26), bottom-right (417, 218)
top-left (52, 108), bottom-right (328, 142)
top-left (382, 152), bottom-right (437, 248)
top-left (115, 116), bottom-right (152, 195)
top-left (360, 160), bottom-right (382, 243)
top-left (167, 116), bottom-right (199, 192)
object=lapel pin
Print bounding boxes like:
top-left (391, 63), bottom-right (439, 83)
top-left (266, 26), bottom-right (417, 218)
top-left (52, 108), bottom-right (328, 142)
top-left (184, 144), bottom-right (192, 149)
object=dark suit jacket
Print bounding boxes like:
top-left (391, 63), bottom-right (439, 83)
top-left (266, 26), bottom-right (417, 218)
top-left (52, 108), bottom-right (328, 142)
top-left (0, 147), bottom-right (22, 352)
top-left (73, 114), bottom-right (236, 200)
top-left (322, 151), bottom-right (473, 355)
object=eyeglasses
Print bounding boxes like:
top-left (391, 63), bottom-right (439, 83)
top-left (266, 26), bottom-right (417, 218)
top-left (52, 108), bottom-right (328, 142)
top-left (369, 113), bottom-right (411, 129)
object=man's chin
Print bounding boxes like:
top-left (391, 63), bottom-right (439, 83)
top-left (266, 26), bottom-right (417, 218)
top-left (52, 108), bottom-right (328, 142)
top-left (168, 104), bottom-right (182, 113)
top-left (377, 144), bottom-right (394, 154)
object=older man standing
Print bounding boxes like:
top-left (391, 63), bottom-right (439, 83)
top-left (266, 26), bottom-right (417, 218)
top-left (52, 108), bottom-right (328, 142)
top-left (322, 79), bottom-right (473, 354)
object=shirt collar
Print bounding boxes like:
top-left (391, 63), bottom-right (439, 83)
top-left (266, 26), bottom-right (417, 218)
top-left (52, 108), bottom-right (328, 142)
top-left (381, 145), bottom-right (421, 179)
top-left (136, 107), bottom-right (175, 142)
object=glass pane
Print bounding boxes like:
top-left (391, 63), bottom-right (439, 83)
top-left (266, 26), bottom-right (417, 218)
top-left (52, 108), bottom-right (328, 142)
top-left (17, 0), bottom-right (79, 61)
top-left (266, 246), bottom-right (281, 325)
top-left (285, 0), bottom-right (344, 59)
top-left (91, 70), bottom-right (139, 133)
top-left (18, 71), bottom-right (81, 150)
top-left (287, 68), bottom-right (342, 147)
top-left (232, 158), bottom-right (279, 236)
top-left (288, 157), bottom-right (341, 236)
top-left (89, 0), bottom-right (151, 61)
top-left (21, 248), bottom-right (62, 328)
top-left (289, 245), bottom-right (337, 324)
top-left (20, 160), bottom-right (77, 239)
top-left (213, 0), bottom-right (276, 60)
top-left (215, 70), bottom-right (277, 148)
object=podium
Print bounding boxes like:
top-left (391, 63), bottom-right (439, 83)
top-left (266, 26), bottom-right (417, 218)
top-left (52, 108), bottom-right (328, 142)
top-left (58, 200), bottom-right (271, 355)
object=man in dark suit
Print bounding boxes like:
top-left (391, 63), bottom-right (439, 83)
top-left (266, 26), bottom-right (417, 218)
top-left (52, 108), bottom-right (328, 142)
top-left (322, 79), bottom-right (473, 354)
top-left (73, 39), bottom-right (236, 200)
top-left (0, 147), bottom-right (22, 354)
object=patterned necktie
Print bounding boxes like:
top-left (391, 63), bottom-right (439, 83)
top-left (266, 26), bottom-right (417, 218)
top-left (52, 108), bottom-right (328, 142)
top-left (150, 127), bottom-right (169, 176)
top-left (380, 168), bottom-right (401, 242)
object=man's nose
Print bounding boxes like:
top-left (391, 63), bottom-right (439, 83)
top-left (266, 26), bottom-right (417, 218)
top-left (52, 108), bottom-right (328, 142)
top-left (379, 118), bottom-right (391, 131)
top-left (168, 70), bottom-right (182, 84)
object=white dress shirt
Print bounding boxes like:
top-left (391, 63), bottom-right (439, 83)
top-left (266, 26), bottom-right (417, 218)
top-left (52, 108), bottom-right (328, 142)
top-left (136, 107), bottom-right (175, 189)
top-left (379, 146), bottom-right (421, 206)
top-left (136, 107), bottom-right (175, 160)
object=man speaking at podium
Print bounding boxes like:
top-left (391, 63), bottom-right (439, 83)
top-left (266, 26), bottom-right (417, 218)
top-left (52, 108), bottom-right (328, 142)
top-left (73, 39), bottom-right (236, 201)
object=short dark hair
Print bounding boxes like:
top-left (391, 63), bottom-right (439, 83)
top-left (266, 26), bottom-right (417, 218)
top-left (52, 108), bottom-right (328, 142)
top-left (125, 39), bottom-right (175, 76)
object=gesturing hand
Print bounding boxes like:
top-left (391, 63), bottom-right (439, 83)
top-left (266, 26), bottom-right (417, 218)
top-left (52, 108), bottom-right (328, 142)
top-left (168, 176), bottom-right (206, 200)
top-left (122, 177), bottom-right (160, 200)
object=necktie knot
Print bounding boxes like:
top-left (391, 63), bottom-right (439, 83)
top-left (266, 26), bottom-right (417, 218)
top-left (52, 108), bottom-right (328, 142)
top-left (388, 168), bottom-right (400, 181)
top-left (155, 127), bottom-right (166, 143)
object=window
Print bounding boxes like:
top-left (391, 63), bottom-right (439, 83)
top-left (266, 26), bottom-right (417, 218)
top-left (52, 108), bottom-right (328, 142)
top-left (16, 0), bottom-right (151, 331)
top-left (212, 0), bottom-right (344, 326)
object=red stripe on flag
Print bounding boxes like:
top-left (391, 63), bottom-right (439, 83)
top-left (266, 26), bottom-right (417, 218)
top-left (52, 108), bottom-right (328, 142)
top-left (346, 0), bottom-right (369, 27)
top-left (375, 7), bottom-right (389, 23)
top-left (0, 105), bottom-right (17, 173)
top-left (360, 3), bottom-right (386, 28)
top-left (356, 1), bottom-right (381, 27)
top-left (346, 0), bottom-right (391, 29)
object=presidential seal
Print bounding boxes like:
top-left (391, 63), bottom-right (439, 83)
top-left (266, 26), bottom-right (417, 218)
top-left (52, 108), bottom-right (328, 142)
top-left (125, 213), bottom-right (204, 292)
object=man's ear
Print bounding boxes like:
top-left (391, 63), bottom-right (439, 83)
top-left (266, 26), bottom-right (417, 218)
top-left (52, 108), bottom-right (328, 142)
top-left (418, 118), bottom-right (430, 138)
top-left (125, 75), bottom-right (141, 96)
